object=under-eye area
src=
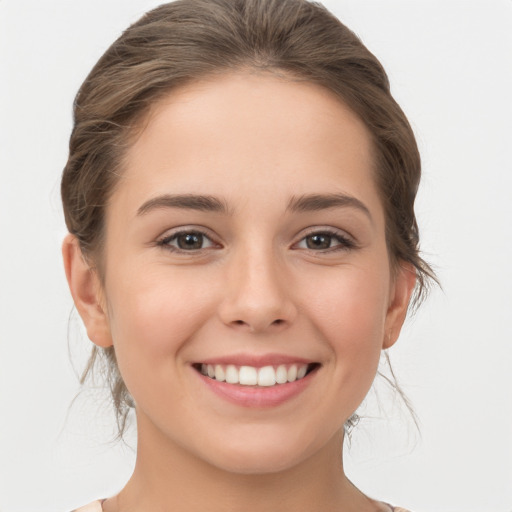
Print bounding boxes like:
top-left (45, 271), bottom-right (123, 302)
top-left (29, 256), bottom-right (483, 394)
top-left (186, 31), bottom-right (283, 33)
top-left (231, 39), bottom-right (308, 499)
top-left (193, 363), bottom-right (321, 387)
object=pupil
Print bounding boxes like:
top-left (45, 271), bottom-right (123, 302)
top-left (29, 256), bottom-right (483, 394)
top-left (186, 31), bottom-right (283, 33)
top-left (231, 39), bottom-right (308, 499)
top-left (307, 234), bottom-right (331, 249)
top-left (178, 233), bottom-right (203, 250)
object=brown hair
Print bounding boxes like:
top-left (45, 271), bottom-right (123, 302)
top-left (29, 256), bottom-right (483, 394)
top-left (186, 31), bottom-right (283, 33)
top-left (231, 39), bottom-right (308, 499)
top-left (62, 0), bottom-right (436, 436)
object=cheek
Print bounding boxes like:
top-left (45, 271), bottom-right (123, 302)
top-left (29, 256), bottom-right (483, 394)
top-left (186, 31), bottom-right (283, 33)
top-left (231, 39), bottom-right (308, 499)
top-left (301, 266), bottom-right (389, 423)
top-left (302, 263), bottom-right (389, 377)
top-left (308, 263), bottom-right (388, 330)
top-left (105, 268), bottom-right (217, 368)
top-left (103, 268), bottom-right (223, 415)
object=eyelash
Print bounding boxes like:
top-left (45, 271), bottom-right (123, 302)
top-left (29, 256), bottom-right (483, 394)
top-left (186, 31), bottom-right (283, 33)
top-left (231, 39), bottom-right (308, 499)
top-left (156, 228), bottom-right (356, 254)
top-left (294, 229), bottom-right (356, 252)
top-left (156, 229), bottom-right (217, 253)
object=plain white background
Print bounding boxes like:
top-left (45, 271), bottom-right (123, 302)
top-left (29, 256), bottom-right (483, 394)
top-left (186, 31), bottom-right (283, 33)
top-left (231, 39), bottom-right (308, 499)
top-left (1, 1), bottom-right (511, 511)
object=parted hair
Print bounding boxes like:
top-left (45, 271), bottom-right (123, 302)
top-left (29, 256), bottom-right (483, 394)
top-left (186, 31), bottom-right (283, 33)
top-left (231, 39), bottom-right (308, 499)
top-left (62, 0), bottom-right (436, 436)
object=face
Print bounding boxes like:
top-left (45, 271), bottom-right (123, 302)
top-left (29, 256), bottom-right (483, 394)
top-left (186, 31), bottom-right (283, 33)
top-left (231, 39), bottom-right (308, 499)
top-left (71, 72), bottom-right (414, 474)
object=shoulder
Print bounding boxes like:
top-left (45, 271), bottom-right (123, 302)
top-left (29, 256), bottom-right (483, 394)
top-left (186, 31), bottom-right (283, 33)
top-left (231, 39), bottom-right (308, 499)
top-left (71, 501), bottom-right (103, 512)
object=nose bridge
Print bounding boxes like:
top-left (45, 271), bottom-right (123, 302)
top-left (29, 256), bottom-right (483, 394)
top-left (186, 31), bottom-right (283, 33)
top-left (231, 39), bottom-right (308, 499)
top-left (218, 236), bottom-right (296, 332)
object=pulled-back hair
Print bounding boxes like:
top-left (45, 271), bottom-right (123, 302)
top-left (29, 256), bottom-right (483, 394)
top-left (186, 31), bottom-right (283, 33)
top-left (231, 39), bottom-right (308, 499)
top-left (62, 0), bottom-right (436, 436)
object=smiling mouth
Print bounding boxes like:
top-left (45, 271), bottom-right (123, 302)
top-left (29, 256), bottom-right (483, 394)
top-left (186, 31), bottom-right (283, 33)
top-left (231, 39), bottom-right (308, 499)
top-left (193, 363), bottom-right (320, 387)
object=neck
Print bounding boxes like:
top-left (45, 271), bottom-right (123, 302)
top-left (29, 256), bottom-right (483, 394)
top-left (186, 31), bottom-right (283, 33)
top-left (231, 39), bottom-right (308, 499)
top-left (104, 413), bottom-right (380, 512)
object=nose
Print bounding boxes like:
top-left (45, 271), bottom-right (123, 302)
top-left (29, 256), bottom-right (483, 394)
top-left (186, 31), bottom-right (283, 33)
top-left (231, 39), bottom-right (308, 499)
top-left (217, 243), bottom-right (297, 334)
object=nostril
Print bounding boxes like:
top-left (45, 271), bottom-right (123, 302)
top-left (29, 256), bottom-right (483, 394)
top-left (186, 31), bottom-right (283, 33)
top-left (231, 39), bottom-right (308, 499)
top-left (226, 316), bottom-right (290, 332)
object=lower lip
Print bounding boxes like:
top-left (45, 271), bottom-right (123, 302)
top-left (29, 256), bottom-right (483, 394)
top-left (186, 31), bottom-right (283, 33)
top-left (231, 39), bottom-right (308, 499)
top-left (195, 368), bottom-right (317, 408)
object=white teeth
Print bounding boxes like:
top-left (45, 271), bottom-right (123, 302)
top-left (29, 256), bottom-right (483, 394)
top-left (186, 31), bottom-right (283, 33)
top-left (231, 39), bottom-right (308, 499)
top-left (276, 365), bottom-right (288, 384)
top-left (239, 366), bottom-right (258, 385)
top-left (200, 363), bottom-right (313, 386)
top-left (297, 365), bottom-right (308, 379)
top-left (214, 364), bottom-right (225, 382)
top-left (225, 365), bottom-right (239, 384)
top-left (258, 366), bottom-right (276, 387)
top-left (287, 365), bottom-right (297, 382)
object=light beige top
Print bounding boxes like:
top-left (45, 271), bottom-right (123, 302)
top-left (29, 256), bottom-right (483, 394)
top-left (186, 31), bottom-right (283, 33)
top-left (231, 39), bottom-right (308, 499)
top-left (72, 500), bottom-right (411, 511)
top-left (73, 502), bottom-right (103, 512)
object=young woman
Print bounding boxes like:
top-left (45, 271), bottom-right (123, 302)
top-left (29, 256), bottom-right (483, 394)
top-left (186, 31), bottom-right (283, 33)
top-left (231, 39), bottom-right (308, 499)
top-left (61, 0), bottom-right (435, 510)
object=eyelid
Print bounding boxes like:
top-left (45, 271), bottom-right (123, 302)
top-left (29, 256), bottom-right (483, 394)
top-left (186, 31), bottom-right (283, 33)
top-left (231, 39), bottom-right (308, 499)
top-left (156, 226), bottom-right (221, 252)
top-left (292, 227), bottom-right (357, 251)
top-left (154, 225), bottom-right (357, 253)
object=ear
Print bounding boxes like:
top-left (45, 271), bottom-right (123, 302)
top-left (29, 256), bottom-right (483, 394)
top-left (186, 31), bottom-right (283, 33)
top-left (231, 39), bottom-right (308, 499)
top-left (62, 234), bottom-right (113, 348)
top-left (382, 262), bottom-right (417, 349)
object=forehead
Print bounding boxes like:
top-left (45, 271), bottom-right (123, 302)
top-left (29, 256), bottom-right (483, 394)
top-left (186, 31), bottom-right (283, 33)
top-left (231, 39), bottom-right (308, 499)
top-left (117, 72), bottom-right (381, 218)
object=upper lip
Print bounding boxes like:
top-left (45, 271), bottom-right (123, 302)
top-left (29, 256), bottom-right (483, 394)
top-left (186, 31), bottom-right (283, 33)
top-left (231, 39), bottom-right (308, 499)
top-left (195, 353), bottom-right (317, 368)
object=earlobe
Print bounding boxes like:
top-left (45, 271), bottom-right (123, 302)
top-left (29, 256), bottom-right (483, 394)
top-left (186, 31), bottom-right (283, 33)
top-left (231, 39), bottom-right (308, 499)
top-left (62, 234), bottom-right (113, 348)
top-left (383, 262), bottom-right (417, 349)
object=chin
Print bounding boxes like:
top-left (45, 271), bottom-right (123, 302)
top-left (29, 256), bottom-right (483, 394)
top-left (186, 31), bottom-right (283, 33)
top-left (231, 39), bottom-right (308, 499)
top-left (208, 450), bottom-right (306, 475)
top-left (198, 429), bottom-right (323, 475)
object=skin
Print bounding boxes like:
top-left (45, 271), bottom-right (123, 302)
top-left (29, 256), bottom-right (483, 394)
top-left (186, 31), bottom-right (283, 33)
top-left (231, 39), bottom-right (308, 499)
top-left (63, 72), bottom-right (416, 512)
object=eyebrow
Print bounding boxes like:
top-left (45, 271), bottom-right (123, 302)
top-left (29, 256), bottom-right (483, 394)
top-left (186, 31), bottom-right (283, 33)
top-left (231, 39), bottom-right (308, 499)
top-left (137, 194), bottom-right (230, 216)
top-left (287, 193), bottom-right (372, 221)
top-left (136, 192), bottom-right (372, 221)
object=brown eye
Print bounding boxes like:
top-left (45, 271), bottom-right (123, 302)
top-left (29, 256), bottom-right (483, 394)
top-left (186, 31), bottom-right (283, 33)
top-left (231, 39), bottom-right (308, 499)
top-left (176, 232), bottom-right (204, 250)
top-left (295, 230), bottom-right (355, 252)
top-left (306, 234), bottom-right (332, 250)
top-left (159, 230), bottom-right (216, 252)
